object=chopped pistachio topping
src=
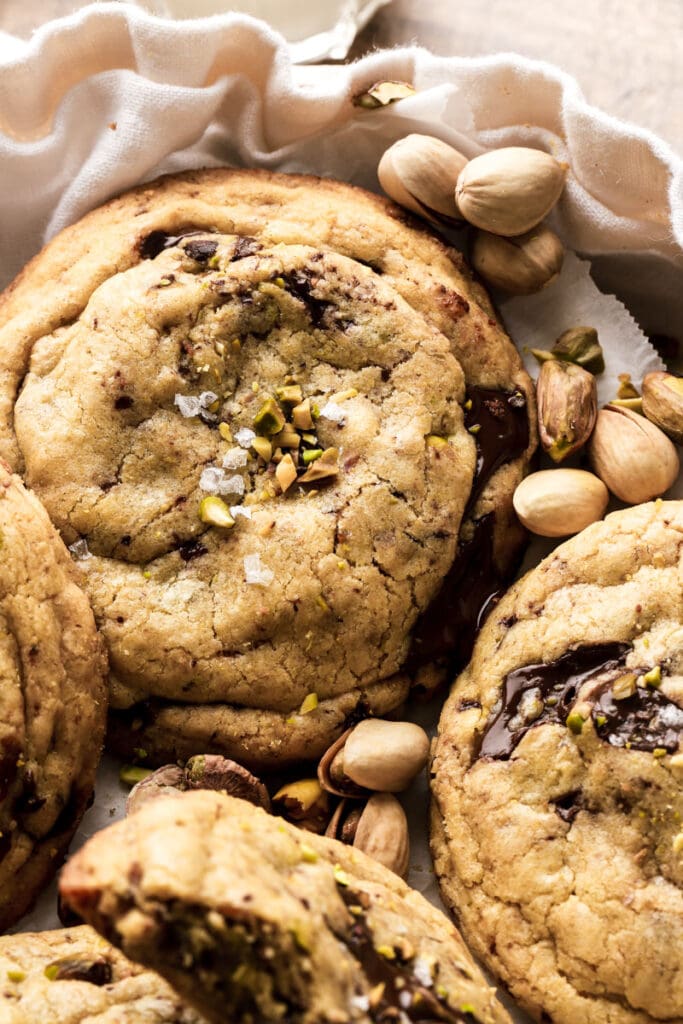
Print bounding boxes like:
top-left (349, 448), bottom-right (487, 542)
top-left (292, 399), bottom-right (314, 431)
top-left (653, 747), bottom-right (667, 759)
top-left (119, 765), bottom-right (153, 787)
top-left (299, 692), bottom-right (319, 714)
top-left (6, 970), bottom-right (25, 982)
top-left (254, 397), bottom-right (286, 435)
top-left (276, 453), bottom-right (297, 493)
top-left (251, 436), bottom-right (273, 462)
top-left (273, 429), bottom-right (301, 449)
top-left (617, 373), bottom-right (640, 400)
top-left (276, 384), bottom-right (303, 406)
top-left (643, 665), bottom-right (662, 688)
top-left (468, 423), bottom-right (481, 435)
top-left (673, 833), bottom-right (683, 854)
top-left (302, 448), bottom-right (323, 465)
top-left (199, 495), bottom-right (236, 529)
top-left (316, 595), bottom-right (330, 613)
top-left (300, 843), bottom-right (318, 863)
top-left (299, 447), bottom-right (339, 483)
top-left (218, 422), bottom-right (232, 441)
top-left (353, 80), bottom-right (416, 108)
top-left (333, 864), bottom-right (350, 886)
top-left (329, 387), bottom-right (358, 403)
top-left (44, 965), bottom-right (60, 981)
top-left (426, 434), bottom-right (448, 448)
top-left (566, 710), bottom-right (585, 735)
top-left (376, 945), bottom-right (396, 960)
top-left (612, 673), bottom-right (637, 700)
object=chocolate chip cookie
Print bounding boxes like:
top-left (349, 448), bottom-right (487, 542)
top-left (61, 790), bottom-right (512, 1024)
top-left (0, 926), bottom-right (205, 1022)
top-left (0, 169), bottom-right (535, 765)
top-left (0, 462), bottom-right (107, 931)
top-left (431, 500), bottom-right (683, 1024)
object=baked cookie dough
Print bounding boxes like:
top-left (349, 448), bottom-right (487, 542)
top-left (0, 169), bottom-right (534, 765)
top-left (0, 462), bottom-right (106, 931)
top-left (431, 501), bottom-right (683, 1024)
top-left (0, 926), bottom-right (205, 1022)
top-left (61, 790), bottom-right (512, 1024)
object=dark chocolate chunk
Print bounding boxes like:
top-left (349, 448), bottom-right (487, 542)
top-left (593, 684), bottom-right (683, 753)
top-left (280, 270), bottom-right (333, 329)
top-left (46, 956), bottom-right (113, 986)
top-left (177, 538), bottom-right (209, 562)
top-left (184, 239), bottom-right (218, 263)
top-left (231, 236), bottom-right (262, 261)
top-left (139, 229), bottom-right (204, 260)
top-left (552, 790), bottom-right (583, 823)
top-left (337, 885), bottom-right (480, 1024)
top-left (465, 387), bottom-right (529, 509)
top-left (478, 643), bottom-right (630, 760)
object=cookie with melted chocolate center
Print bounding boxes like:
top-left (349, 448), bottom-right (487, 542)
top-left (0, 462), bottom-right (107, 931)
top-left (431, 500), bottom-right (683, 1024)
top-left (60, 790), bottom-right (512, 1024)
top-left (0, 926), bottom-right (204, 1022)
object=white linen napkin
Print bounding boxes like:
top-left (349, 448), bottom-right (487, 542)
top-left (0, 2), bottom-right (681, 342)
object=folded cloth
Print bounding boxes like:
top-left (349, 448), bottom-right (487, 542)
top-left (0, 2), bottom-right (681, 337)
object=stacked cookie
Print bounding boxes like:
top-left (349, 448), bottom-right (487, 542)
top-left (0, 168), bottom-right (534, 771)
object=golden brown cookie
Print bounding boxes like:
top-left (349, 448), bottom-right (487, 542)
top-left (431, 500), bottom-right (683, 1024)
top-left (0, 925), bottom-right (205, 1022)
top-left (0, 169), bottom-right (535, 766)
top-left (0, 462), bottom-right (107, 930)
top-left (60, 790), bottom-right (512, 1024)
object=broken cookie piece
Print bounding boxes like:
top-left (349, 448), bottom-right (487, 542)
top-left (60, 791), bottom-right (511, 1024)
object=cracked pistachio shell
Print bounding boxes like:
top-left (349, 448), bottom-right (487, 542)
top-left (537, 360), bottom-right (597, 463)
top-left (588, 404), bottom-right (679, 504)
top-left (642, 371), bottom-right (683, 444)
top-left (377, 134), bottom-right (466, 223)
top-left (513, 469), bottom-right (608, 537)
top-left (340, 719), bottom-right (430, 793)
top-left (456, 147), bottom-right (568, 236)
top-left (471, 225), bottom-right (564, 295)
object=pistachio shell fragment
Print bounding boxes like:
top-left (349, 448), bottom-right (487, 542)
top-left (353, 80), bottom-right (416, 109)
top-left (642, 371), bottom-right (683, 443)
top-left (272, 778), bottom-right (330, 833)
top-left (275, 453), bottom-right (297, 493)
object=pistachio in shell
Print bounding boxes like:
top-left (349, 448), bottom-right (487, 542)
top-left (588, 404), bottom-right (679, 504)
top-left (325, 793), bottom-right (410, 878)
top-left (455, 146), bottom-right (568, 236)
top-left (472, 225), bottom-right (564, 295)
top-left (126, 755), bottom-right (270, 815)
top-left (377, 134), bottom-right (466, 224)
top-left (319, 719), bottom-right (429, 795)
top-left (536, 359), bottom-right (597, 462)
top-left (642, 371), bottom-right (683, 443)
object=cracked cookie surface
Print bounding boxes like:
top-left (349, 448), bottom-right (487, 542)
top-left (431, 501), bottom-right (683, 1024)
top-left (0, 462), bottom-right (107, 931)
top-left (60, 790), bottom-right (512, 1024)
top-left (8, 233), bottom-right (474, 767)
top-left (0, 169), bottom-right (535, 707)
top-left (0, 926), bottom-right (205, 1022)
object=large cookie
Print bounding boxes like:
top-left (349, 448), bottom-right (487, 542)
top-left (61, 789), bottom-right (512, 1024)
top-left (0, 926), bottom-right (205, 1022)
top-left (0, 462), bottom-right (107, 930)
top-left (431, 501), bottom-right (683, 1024)
top-left (0, 169), bottom-right (534, 765)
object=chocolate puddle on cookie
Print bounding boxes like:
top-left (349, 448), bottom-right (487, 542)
top-left (478, 643), bottom-right (683, 759)
top-left (407, 388), bottom-right (530, 679)
top-left (337, 885), bottom-right (481, 1024)
top-left (477, 643), bottom-right (630, 759)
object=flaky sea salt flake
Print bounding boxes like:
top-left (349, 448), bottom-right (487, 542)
top-left (174, 394), bottom-right (202, 418)
top-left (244, 553), bottom-right (274, 586)
top-left (222, 448), bottom-right (249, 469)
top-left (235, 427), bottom-right (256, 448)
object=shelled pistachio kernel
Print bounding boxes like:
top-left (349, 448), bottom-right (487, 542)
top-left (302, 448), bottom-right (323, 465)
top-left (251, 436), bottom-right (272, 462)
top-left (199, 496), bottom-right (235, 528)
top-left (536, 360), bottom-right (597, 463)
top-left (531, 326), bottom-right (604, 375)
top-left (272, 778), bottom-right (329, 833)
top-left (254, 397), bottom-right (286, 435)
